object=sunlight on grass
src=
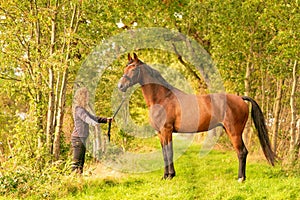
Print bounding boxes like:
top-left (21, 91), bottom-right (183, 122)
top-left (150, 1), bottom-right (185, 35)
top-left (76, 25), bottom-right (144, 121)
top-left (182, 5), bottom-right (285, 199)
top-left (1, 142), bottom-right (299, 200)
top-left (55, 143), bottom-right (300, 200)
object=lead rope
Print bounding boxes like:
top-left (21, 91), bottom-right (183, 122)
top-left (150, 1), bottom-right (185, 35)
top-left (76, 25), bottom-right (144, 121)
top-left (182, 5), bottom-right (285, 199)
top-left (107, 95), bottom-right (126, 142)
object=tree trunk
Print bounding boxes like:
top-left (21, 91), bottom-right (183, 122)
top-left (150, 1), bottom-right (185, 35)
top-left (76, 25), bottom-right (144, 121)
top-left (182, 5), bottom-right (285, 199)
top-left (272, 78), bottom-right (284, 154)
top-left (46, 68), bottom-right (55, 153)
top-left (46, 0), bottom-right (59, 154)
top-left (31, 0), bottom-right (44, 149)
top-left (172, 43), bottom-right (207, 93)
top-left (88, 104), bottom-right (104, 160)
top-left (37, 75), bottom-right (44, 149)
top-left (243, 62), bottom-right (253, 148)
top-left (53, 69), bottom-right (68, 160)
top-left (289, 60), bottom-right (298, 162)
top-left (52, 2), bottom-right (80, 160)
top-left (94, 125), bottom-right (104, 160)
top-left (296, 119), bottom-right (300, 159)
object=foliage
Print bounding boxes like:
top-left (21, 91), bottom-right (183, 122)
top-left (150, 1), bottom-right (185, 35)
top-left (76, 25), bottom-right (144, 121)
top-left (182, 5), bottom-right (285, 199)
top-left (0, 158), bottom-right (72, 199)
top-left (0, 0), bottom-right (299, 198)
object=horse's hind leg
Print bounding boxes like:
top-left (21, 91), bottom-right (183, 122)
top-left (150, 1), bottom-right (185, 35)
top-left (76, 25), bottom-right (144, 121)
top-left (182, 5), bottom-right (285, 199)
top-left (237, 139), bottom-right (248, 182)
top-left (224, 125), bottom-right (248, 182)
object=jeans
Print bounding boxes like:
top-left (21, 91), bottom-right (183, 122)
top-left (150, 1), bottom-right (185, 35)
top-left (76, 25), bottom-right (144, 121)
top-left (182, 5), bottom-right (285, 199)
top-left (71, 136), bottom-right (87, 174)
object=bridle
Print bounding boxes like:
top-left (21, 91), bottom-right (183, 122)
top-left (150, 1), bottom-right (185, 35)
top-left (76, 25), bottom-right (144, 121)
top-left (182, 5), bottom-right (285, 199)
top-left (122, 62), bottom-right (142, 85)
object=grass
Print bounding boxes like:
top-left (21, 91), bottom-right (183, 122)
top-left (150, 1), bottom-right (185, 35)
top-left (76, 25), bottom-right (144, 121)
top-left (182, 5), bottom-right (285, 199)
top-left (1, 142), bottom-right (299, 200)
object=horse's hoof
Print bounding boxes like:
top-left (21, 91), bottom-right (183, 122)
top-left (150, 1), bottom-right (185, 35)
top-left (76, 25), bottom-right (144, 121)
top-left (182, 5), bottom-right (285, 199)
top-left (238, 178), bottom-right (245, 183)
top-left (161, 174), bottom-right (169, 180)
top-left (161, 173), bottom-right (175, 180)
top-left (162, 175), bottom-right (175, 180)
top-left (168, 173), bottom-right (175, 179)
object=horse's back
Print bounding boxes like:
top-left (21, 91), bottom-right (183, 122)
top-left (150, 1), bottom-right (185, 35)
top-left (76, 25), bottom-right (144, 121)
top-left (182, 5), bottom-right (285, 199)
top-left (151, 90), bottom-right (249, 133)
top-left (172, 93), bottom-right (249, 133)
top-left (171, 92), bottom-right (226, 133)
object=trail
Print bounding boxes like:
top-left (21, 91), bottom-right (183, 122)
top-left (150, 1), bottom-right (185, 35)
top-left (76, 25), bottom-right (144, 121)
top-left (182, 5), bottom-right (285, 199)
top-left (84, 163), bottom-right (124, 179)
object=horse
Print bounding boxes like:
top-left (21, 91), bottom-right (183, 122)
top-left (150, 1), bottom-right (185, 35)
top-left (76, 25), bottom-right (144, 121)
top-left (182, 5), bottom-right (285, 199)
top-left (117, 53), bottom-right (275, 182)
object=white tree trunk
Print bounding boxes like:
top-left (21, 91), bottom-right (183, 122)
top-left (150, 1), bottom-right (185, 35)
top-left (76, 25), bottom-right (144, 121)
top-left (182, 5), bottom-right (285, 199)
top-left (53, 69), bottom-right (68, 160)
top-left (244, 62), bottom-right (253, 148)
top-left (289, 60), bottom-right (298, 162)
top-left (272, 78), bottom-right (284, 153)
top-left (46, 0), bottom-right (58, 154)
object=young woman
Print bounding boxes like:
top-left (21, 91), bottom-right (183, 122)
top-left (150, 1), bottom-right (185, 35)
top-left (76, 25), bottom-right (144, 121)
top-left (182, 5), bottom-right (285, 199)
top-left (71, 87), bottom-right (112, 174)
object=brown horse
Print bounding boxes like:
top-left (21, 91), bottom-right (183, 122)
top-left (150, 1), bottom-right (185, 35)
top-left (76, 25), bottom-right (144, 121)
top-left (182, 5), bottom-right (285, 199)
top-left (118, 53), bottom-right (275, 182)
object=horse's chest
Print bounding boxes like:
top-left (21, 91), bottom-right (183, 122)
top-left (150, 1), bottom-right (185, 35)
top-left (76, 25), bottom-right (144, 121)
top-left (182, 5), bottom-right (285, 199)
top-left (149, 104), bottom-right (168, 131)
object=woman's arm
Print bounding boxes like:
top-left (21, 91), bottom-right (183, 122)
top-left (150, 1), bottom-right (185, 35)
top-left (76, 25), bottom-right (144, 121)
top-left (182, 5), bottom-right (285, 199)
top-left (76, 107), bottom-right (107, 125)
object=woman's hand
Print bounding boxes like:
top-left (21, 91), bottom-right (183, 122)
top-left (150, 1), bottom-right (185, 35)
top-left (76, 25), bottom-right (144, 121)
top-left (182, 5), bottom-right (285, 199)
top-left (107, 117), bottom-right (113, 123)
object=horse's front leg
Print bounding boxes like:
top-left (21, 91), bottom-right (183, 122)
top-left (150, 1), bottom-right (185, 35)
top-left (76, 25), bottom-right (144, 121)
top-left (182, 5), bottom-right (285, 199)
top-left (165, 141), bottom-right (175, 179)
top-left (158, 127), bottom-right (175, 179)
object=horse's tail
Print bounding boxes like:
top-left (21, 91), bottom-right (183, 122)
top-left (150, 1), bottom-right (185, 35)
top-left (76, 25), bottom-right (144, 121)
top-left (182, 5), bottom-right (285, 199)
top-left (242, 96), bottom-right (275, 166)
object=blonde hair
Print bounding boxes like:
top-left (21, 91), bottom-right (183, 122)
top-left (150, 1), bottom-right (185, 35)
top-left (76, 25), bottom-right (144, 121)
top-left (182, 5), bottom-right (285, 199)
top-left (73, 87), bottom-right (89, 111)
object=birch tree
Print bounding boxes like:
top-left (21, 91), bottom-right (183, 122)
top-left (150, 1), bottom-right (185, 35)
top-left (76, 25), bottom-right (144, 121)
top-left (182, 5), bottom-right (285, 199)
top-left (289, 61), bottom-right (299, 162)
top-left (0, 0), bottom-right (83, 161)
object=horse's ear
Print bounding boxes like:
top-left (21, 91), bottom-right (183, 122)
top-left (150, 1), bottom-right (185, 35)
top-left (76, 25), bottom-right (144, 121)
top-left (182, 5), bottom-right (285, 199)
top-left (128, 53), bottom-right (132, 61)
top-left (133, 53), bottom-right (138, 61)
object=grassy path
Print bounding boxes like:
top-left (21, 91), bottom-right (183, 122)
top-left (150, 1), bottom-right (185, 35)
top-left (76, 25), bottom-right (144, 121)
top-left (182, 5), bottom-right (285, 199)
top-left (62, 144), bottom-right (299, 200)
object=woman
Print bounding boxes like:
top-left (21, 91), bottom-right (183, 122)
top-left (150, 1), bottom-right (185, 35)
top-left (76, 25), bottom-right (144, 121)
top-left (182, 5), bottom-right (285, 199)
top-left (71, 87), bottom-right (112, 174)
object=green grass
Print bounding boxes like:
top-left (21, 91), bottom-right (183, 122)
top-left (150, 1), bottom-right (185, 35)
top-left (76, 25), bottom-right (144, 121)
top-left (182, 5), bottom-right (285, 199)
top-left (66, 144), bottom-right (300, 200)
top-left (1, 143), bottom-right (299, 200)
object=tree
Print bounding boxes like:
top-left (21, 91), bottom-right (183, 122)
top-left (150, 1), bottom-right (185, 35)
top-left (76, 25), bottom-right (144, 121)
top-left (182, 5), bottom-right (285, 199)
top-left (260, 1), bottom-right (300, 157)
top-left (0, 0), bottom-right (299, 170)
top-left (289, 60), bottom-right (299, 162)
top-left (0, 0), bottom-right (84, 161)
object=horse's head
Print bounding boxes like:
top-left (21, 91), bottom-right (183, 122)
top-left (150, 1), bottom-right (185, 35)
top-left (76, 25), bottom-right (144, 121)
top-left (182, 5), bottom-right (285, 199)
top-left (118, 53), bottom-right (143, 92)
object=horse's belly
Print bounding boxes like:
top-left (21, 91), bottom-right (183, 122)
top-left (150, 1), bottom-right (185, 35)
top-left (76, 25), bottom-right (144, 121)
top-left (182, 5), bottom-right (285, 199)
top-left (174, 102), bottom-right (204, 133)
top-left (174, 111), bottom-right (211, 133)
top-left (173, 94), bottom-right (220, 133)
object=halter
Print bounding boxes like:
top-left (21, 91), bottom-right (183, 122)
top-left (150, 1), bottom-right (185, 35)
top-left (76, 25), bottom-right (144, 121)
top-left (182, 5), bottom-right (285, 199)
top-left (122, 63), bottom-right (142, 85)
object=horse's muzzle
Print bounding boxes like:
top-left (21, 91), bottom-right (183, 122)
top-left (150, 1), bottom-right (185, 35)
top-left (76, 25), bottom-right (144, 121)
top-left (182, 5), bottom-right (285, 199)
top-left (118, 80), bottom-right (128, 92)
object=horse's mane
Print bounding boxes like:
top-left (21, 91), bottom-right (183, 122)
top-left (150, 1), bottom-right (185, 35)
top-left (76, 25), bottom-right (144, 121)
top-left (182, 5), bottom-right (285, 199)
top-left (142, 63), bottom-right (174, 90)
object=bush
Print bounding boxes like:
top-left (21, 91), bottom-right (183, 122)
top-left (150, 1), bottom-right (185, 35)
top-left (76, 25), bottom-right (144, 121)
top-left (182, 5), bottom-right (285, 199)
top-left (0, 157), bottom-right (76, 199)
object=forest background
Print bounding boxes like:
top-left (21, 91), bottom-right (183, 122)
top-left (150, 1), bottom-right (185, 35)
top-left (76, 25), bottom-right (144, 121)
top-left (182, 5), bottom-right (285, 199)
top-left (0, 0), bottom-right (299, 199)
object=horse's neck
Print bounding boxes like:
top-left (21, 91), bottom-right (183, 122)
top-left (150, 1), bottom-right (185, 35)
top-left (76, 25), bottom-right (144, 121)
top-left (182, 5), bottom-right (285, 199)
top-left (140, 65), bottom-right (184, 106)
top-left (141, 84), bottom-right (172, 107)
